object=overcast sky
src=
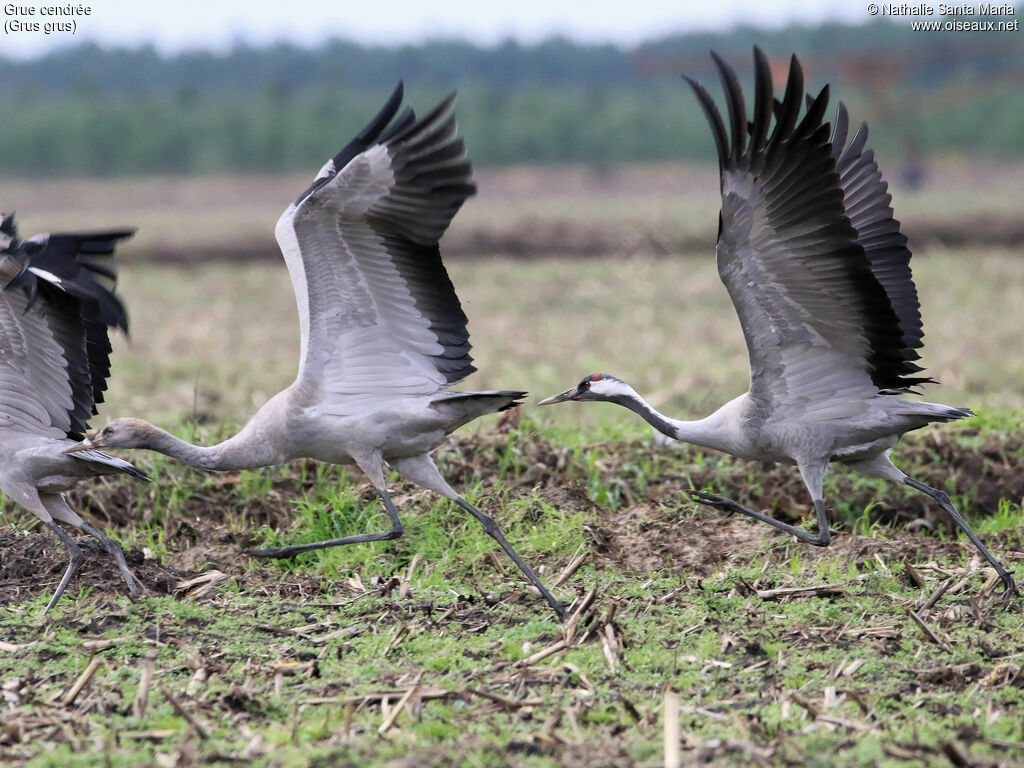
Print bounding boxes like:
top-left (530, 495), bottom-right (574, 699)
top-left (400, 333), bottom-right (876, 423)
top-left (2, 0), bottom-right (874, 59)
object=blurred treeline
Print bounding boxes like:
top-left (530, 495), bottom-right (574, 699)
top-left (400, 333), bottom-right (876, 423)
top-left (1, 21), bottom-right (1020, 176)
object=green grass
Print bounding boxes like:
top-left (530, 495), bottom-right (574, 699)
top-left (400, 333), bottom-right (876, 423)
top-left (3, 517), bottom-right (1023, 767)
top-left (3, 410), bottom-right (1024, 766)
top-left (3, 171), bottom-right (1024, 766)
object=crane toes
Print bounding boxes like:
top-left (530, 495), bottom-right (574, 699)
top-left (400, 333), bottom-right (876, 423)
top-left (245, 545), bottom-right (301, 560)
top-left (80, 523), bottom-right (140, 597)
top-left (998, 575), bottom-right (1019, 601)
top-left (103, 542), bottom-right (139, 596)
top-left (686, 489), bottom-right (734, 509)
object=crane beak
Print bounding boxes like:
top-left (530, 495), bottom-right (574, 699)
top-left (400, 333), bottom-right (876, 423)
top-left (537, 388), bottom-right (578, 406)
top-left (62, 437), bottom-right (95, 454)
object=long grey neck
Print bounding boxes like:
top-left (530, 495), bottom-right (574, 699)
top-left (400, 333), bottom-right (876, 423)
top-left (611, 392), bottom-right (740, 456)
top-left (138, 424), bottom-right (281, 471)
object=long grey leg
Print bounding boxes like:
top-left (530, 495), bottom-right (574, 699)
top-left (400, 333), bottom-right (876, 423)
top-left (80, 522), bottom-right (139, 596)
top-left (688, 459), bottom-right (833, 547)
top-left (904, 477), bottom-right (1017, 598)
top-left (44, 520), bottom-right (84, 614)
top-left (246, 488), bottom-right (404, 559)
top-left (387, 453), bottom-right (566, 620)
top-left (452, 496), bottom-right (567, 620)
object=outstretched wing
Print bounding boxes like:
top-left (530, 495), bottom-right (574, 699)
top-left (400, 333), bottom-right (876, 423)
top-left (684, 47), bottom-right (926, 422)
top-left (828, 103), bottom-right (927, 382)
top-left (275, 83), bottom-right (476, 412)
top-left (0, 222), bottom-right (132, 439)
top-left (0, 257), bottom-right (80, 439)
top-left (22, 229), bottom-right (133, 426)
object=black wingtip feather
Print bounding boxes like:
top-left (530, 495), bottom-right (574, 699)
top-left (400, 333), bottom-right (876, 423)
top-left (329, 81), bottom-right (406, 173)
top-left (791, 85), bottom-right (829, 144)
top-left (683, 74), bottom-right (729, 172)
top-left (769, 54), bottom-right (804, 149)
top-left (749, 47), bottom-right (774, 157)
top-left (710, 51), bottom-right (747, 163)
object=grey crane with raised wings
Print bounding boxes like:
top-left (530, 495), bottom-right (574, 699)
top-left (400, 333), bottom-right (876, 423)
top-left (66, 85), bottom-right (566, 618)
top-left (0, 213), bottom-right (148, 613)
top-left (539, 48), bottom-right (1016, 597)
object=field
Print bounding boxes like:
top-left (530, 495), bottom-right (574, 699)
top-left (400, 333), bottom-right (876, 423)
top-left (2, 164), bottom-right (1024, 767)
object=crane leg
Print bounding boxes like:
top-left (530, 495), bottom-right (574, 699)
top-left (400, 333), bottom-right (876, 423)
top-left (387, 453), bottom-right (566, 620)
top-left (903, 477), bottom-right (1018, 598)
top-left (688, 458), bottom-right (833, 545)
top-left (452, 496), bottom-right (567, 620)
top-left (80, 522), bottom-right (139, 596)
top-left (687, 490), bottom-right (834, 546)
top-left (245, 488), bottom-right (404, 559)
top-left (44, 520), bottom-right (84, 615)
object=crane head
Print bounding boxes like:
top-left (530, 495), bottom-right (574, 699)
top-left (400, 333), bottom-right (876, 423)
top-left (537, 373), bottom-right (630, 405)
top-left (63, 417), bottom-right (151, 453)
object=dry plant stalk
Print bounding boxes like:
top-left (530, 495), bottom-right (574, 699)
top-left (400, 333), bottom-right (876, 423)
top-left (903, 560), bottom-right (926, 589)
top-left (756, 584), bottom-right (847, 600)
top-left (517, 639), bottom-right (569, 667)
top-left (919, 578), bottom-right (953, 611)
top-left (383, 624), bottom-right (409, 656)
top-left (0, 640), bottom-right (37, 653)
top-left (551, 546), bottom-right (588, 588)
top-left (398, 554), bottom-right (422, 599)
top-left (157, 682), bottom-right (209, 740)
top-left (62, 656), bottom-right (102, 707)
top-left (905, 608), bottom-right (952, 651)
top-left (602, 623), bottom-right (620, 672)
top-left (377, 673), bottom-right (423, 735)
top-left (563, 584), bottom-right (598, 644)
top-left (176, 570), bottom-right (231, 599)
top-left (81, 637), bottom-right (126, 651)
top-left (466, 687), bottom-right (543, 710)
top-left (664, 691), bottom-right (681, 768)
top-left (132, 649), bottom-right (157, 718)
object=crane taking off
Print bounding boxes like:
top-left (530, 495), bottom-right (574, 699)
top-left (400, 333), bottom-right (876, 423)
top-left (67, 85), bottom-right (566, 618)
top-left (0, 213), bottom-right (147, 613)
top-left (540, 48), bottom-right (1016, 597)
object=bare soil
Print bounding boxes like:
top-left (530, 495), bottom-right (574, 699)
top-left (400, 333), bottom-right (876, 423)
top-left (1, 429), bottom-right (1023, 767)
top-left (140, 216), bottom-right (1024, 264)
top-left (3, 429), bottom-right (1021, 612)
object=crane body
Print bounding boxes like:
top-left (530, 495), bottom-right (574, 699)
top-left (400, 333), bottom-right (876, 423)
top-left (68, 86), bottom-right (566, 619)
top-left (540, 48), bottom-right (1016, 597)
top-left (0, 214), bottom-right (146, 612)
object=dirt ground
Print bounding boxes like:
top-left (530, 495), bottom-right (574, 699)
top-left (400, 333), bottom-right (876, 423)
top-left (2, 429), bottom-right (1023, 767)
top-left (7, 160), bottom-right (1024, 265)
top-left (3, 428), bottom-right (1021, 613)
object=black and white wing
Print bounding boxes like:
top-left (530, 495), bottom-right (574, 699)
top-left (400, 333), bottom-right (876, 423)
top-left (275, 83), bottom-right (476, 413)
top-left (684, 47), bottom-right (927, 422)
top-left (0, 216), bottom-right (132, 440)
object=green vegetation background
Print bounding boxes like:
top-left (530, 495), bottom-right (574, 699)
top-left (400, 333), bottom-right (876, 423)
top-left (1, 21), bottom-right (1021, 176)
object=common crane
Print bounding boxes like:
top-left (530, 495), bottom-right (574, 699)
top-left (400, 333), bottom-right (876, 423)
top-left (0, 213), bottom-right (147, 613)
top-left (539, 48), bottom-right (1016, 597)
top-left (66, 85), bottom-right (566, 618)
